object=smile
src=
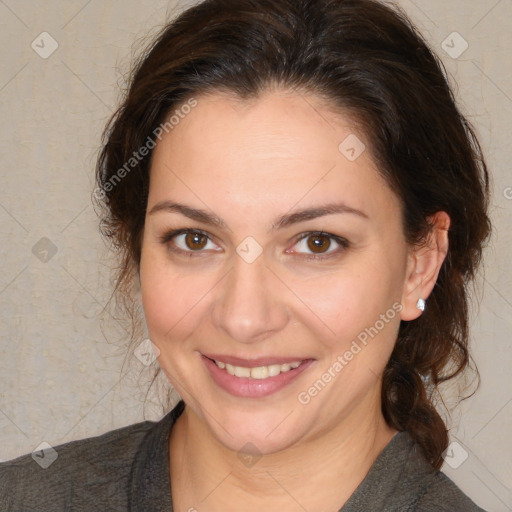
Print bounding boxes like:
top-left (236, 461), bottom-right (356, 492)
top-left (202, 355), bottom-right (314, 398)
top-left (213, 359), bottom-right (303, 379)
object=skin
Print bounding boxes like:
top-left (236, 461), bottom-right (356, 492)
top-left (139, 89), bottom-right (450, 512)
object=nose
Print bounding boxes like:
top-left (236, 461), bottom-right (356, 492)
top-left (211, 253), bottom-right (289, 344)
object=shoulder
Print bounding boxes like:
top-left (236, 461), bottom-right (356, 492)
top-left (386, 432), bottom-right (487, 512)
top-left (0, 417), bottom-right (157, 511)
top-left (413, 470), bottom-right (487, 512)
top-left (342, 431), bottom-right (487, 512)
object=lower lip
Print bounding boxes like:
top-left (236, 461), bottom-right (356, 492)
top-left (202, 356), bottom-right (314, 398)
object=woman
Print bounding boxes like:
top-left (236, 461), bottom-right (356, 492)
top-left (0, 0), bottom-right (491, 510)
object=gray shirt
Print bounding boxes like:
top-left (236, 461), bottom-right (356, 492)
top-left (0, 400), bottom-right (486, 511)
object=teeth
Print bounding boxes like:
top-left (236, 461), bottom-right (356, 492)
top-left (267, 364), bottom-right (281, 377)
top-left (250, 366), bottom-right (269, 379)
top-left (214, 359), bottom-right (303, 379)
top-left (234, 366), bottom-right (251, 378)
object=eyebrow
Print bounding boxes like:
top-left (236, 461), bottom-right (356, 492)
top-left (148, 200), bottom-right (369, 232)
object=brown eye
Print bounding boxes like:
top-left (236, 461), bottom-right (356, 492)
top-left (292, 232), bottom-right (349, 260)
top-left (161, 229), bottom-right (218, 256)
top-left (306, 233), bottom-right (332, 254)
top-left (184, 232), bottom-right (208, 251)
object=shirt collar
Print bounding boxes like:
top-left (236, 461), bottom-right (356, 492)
top-left (127, 400), bottom-right (430, 511)
top-left (128, 400), bottom-right (185, 511)
top-left (340, 430), bottom-right (436, 511)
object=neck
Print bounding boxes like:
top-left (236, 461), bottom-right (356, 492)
top-left (169, 387), bottom-right (397, 512)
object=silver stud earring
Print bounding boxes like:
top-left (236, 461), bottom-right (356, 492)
top-left (416, 298), bottom-right (426, 312)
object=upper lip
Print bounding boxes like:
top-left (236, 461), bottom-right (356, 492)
top-left (203, 354), bottom-right (311, 368)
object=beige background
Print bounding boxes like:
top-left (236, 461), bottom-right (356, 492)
top-left (0, 1), bottom-right (511, 510)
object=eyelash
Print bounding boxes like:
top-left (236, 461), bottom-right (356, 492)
top-left (159, 229), bottom-right (350, 261)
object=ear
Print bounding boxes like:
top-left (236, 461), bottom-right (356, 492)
top-left (400, 211), bottom-right (451, 321)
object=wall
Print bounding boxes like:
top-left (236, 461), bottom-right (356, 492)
top-left (0, 1), bottom-right (511, 510)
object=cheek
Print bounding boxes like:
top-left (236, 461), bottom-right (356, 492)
top-left (140, 252), bottom-right (211, 347)
top-left (140, 266), bottom-right (199, 387)
top-left (289, 265), bottom-right (404, 380)
top-left (291, 265), bottom-right (398, 338)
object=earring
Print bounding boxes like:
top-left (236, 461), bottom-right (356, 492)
top-left (416, 298), bottom-right (426, 312)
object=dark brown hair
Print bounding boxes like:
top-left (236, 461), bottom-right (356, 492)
top-left (95, 0), bottom-right (491, 470)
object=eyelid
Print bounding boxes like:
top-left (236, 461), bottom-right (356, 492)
top-left (160, 228), bottom-right (349, 259)
top-left (160, 228), bottom-right (220, 255)
top-left (287, 231), bottom-right (349, 259)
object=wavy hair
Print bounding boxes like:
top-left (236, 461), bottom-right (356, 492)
top-left (95, 0), bottom-right (491, 470)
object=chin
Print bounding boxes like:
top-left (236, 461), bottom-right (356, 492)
top-left (198, 396), bottom-right (308, 455)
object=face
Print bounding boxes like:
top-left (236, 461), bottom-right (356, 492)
top-left (140, 89), bottom-right (413, 455)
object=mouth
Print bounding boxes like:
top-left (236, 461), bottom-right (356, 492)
top-left (206, 356), bottom-right (304, 379)
top-left (202, 354), bottom-right (315, 398)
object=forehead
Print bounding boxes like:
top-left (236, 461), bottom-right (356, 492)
top-left (148, 90), bottom-right (401, 227)
top-left (158, 90), bottom-right (363, 165)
